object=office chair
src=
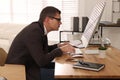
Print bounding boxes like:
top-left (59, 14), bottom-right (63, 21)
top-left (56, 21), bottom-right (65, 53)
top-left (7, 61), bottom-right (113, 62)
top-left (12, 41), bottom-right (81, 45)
top-left (0, 48), bottom-right (7, 66)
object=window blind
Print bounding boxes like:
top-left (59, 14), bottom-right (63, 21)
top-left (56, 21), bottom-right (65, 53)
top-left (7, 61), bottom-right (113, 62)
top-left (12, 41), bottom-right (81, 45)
top-left (0, 0), bottom-right (80, 41)
top-left (0, 0), bottom-right (80, 30)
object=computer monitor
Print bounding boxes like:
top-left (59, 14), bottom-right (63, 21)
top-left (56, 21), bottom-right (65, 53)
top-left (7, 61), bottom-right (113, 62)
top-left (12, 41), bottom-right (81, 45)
top-left (70, 1), bottom-right (106, 48)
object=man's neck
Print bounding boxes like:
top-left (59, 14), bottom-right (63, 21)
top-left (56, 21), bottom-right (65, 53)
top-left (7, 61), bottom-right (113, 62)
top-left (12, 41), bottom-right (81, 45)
top-left (43, 23), bottom-right (52, 33)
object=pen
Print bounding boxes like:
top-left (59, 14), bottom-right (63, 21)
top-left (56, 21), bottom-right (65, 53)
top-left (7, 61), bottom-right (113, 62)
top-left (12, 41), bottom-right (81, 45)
top-left (78, 60), bottom-right (89, 66)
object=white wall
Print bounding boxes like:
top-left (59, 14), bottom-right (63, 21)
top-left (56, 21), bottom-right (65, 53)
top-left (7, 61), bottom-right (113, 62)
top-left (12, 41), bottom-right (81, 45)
top-left (84, 0), bottom-right (112, 21)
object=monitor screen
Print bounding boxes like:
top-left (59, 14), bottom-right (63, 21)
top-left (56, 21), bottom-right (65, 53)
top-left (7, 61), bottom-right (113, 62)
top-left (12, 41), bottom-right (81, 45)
top-left (81, 1), bottom-right (106, 48)
top-left (70, 1), bottom-right (106, 48)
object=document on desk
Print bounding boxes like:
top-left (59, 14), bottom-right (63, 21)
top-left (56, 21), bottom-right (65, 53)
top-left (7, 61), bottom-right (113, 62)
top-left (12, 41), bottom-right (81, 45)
top-left (69, 40), bottom-right (84, 48)
top-left (71, 48), bottom-right (83, 58)
top-left (70, 40), bottom-right (82, 47)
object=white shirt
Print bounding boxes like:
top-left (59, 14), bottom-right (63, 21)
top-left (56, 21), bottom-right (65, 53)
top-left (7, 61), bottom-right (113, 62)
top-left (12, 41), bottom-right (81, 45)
top-left (43, 25), bottom-right (48, 35)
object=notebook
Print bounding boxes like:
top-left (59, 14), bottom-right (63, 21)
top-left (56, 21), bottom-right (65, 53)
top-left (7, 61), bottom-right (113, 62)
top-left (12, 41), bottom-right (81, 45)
top-left (73, 60), bottom-right (105, 71)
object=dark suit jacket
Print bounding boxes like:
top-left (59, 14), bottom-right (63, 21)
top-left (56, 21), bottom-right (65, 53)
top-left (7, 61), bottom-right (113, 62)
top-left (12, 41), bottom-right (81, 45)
top-left (6, 22), bottom-right (63, 80)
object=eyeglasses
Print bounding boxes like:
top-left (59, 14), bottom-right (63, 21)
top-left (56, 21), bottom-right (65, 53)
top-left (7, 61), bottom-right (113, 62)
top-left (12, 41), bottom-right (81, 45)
top-left (49, 16), bottom-right (61, 22)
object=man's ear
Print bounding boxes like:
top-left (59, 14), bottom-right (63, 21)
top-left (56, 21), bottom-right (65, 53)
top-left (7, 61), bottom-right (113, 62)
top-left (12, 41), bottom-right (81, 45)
top-left (44, 17), bottom-right (50, 22)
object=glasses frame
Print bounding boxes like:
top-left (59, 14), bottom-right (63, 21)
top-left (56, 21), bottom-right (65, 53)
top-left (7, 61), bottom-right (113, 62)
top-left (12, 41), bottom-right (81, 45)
top-left (49, 16), bottom-right (61, 22)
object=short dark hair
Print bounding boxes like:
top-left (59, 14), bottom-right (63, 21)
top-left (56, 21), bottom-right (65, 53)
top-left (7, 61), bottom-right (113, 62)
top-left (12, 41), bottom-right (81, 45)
top-left (39, 6), bottom-right (61, 22)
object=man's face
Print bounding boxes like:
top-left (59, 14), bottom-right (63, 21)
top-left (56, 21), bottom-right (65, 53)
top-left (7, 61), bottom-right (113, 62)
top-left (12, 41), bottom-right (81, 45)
top-left (48, 13), bottom-right (62, 31)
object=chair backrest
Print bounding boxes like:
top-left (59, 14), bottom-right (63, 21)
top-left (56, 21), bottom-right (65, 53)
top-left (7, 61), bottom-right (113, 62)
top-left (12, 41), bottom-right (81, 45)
top-left (0, 48), bottom-right (7, 66)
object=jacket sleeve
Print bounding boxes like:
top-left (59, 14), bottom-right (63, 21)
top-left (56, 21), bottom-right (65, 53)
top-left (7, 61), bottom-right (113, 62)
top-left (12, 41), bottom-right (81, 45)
top-left (23, 27), bottom-right (63, 67)
top-left (48, 44), bottom-right (58, 52)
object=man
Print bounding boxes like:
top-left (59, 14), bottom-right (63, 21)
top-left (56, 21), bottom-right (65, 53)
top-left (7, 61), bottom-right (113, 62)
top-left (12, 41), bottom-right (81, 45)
top-left (6, 6), bottom-right (75, 80)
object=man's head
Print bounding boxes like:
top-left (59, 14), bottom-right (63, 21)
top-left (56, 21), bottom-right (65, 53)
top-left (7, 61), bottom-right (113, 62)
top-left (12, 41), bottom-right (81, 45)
top-left (39, 6), bottom-right (62, 32)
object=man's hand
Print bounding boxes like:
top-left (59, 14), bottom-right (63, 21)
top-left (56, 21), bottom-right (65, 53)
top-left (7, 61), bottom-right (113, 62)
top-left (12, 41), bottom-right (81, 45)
top-left (59, 44), bottom-right (75, 54)
top-left (57, 42), bottom-right (69, 47)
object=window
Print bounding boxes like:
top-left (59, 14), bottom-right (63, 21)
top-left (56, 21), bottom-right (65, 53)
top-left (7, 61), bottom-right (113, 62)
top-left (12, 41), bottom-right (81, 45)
top-left (0, 0), bottom-right (80, 41)
top-left (0, 0), bottom-right (80, 30)
top-left (0, 0), bottom-right (11, 22)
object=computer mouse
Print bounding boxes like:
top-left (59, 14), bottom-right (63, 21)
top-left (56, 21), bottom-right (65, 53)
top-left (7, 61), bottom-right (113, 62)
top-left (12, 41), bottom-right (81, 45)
top-left (0, 77), bottom-right (7, 80)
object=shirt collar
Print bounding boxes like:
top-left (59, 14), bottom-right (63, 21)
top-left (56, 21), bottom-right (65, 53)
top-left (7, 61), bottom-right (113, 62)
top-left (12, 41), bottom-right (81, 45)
top-left (43, 25), bottom-right (48, 35)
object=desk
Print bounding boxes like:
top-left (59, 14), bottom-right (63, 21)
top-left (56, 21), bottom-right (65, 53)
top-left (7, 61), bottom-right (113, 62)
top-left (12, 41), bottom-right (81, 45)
top-left (55, 46), bottom-right (120, 79)
top-left (99, 21), bottom-right (120, 37)
top-left (0, 64), bottom-right (26, 80)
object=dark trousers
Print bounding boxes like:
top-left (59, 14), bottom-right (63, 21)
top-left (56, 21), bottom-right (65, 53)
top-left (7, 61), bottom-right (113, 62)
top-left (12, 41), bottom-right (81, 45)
top-left (40, 62), bottom-right (55, 80)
